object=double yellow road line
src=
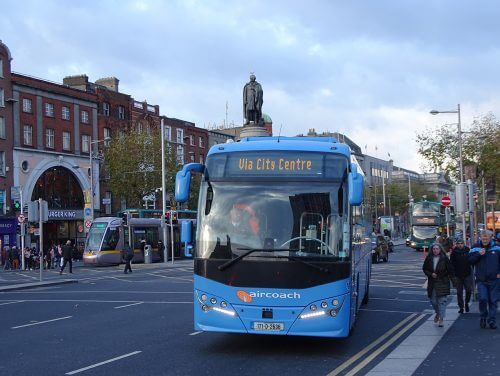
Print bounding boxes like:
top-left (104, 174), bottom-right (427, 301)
top-left (327, 313), bottom-right (426, 376)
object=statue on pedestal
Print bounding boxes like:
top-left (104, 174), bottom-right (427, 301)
top-left (243, 74), bottom-right (263, 126)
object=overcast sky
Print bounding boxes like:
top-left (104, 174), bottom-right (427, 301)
top-left (2, 0), bottom-right (499, 172)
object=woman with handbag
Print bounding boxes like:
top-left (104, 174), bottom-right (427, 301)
top-left (423, 243), bottom-right (455, 327)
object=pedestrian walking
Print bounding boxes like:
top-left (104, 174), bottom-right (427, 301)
top-left (450, 239), bottom-right (472, 313)
top-left (59, 240), bottom-right (74, 275)
top-left (468, 230), bottom-right (499, 330)
top-left (12, 246), bottom-right (20, 270)
top-left (423, 243), bottom-right (455, 327)
top-left (3, 246), bottom-right (12, 270)
top-left (122, 241), bottom-right (134, 274)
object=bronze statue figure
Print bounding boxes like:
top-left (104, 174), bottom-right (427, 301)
top-left (243, 74), bottom-right (263, 126)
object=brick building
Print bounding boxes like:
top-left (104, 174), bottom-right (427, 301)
top-left (162, 116), bottom-right (209, 165)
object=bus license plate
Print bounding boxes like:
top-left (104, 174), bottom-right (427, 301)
top-left (253, 322), bottom-right (284, 331)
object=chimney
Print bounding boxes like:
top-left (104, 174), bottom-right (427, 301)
top-left (63, 74), bottom-right (90, 91)
top-left (95, 77), bottom-right (119, 92)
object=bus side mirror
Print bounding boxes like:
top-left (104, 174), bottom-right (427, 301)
top-left (348, 163), bottom-right (364, 206)
top-left (175, 163), bottom-right (205, 203)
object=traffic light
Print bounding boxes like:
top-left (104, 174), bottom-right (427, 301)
top-left (13, 201), bottom-right (21, 211)
top-left (122, 212), bottom-right (128, 225)
top-left (172, 212), bottom-right (178, 224)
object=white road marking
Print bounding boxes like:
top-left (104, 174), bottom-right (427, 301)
top-left (0, 300), bottom-right (24, 306)
top-left (189, 331), bottom-right (203, 336)
top-left (370, 279), bottom-right (423, 287)
top-left (359, 308), bottom-right (423, 314)
top-left (370, 297), bottom-right (429, 303)
top-left (11, 290), bottom-right (192, 294)
top-left (146, 273), bottom-right (193, 282)
top-left (114, 302), bottom-right (143, 309)
top-left (12, 315), bottom-right (72, 329)
top-left (65, 351), bottom-right (142, 375)
top-left (15, 273), bottom-right (38, 280)
top-left (0, 299), bottom-right (192, 304)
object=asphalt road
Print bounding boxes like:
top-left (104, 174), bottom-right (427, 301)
top-left (0, 245), bottom-right (496, 376)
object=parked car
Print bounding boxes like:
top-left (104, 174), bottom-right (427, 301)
top-left (371, 234), bottom-right (389, 263)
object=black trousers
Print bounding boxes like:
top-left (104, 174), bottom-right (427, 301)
top-left (456, 275), bottom-right (472, 309)
top-left (124, 259), bottom-right (132, 273)
top-left (60, 257), bottom-right (72, 273)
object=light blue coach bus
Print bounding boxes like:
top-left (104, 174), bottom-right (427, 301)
top-left (175, 136), bottom-right (371, 337)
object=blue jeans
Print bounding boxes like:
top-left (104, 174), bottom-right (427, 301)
top-left (430, 289), bottom-right (448, 319)
top-left (477, 280), bottom-right (498, 324)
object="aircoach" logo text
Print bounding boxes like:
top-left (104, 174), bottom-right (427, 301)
top-left (236, 290), bottom-right (301, 303)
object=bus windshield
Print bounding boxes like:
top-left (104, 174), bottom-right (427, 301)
top-left (412, 202), bottom-right (440, 216)
top-left (197, 181), bottom-right (349, 260)
top-left (413, 226), bottom-right (438, 239)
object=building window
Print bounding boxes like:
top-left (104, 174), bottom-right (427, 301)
top-left (0, 88), bottom-right (4, 107)
top-left (199, 155), bottom-right (204, 164)
top-left (82, 135), bottom-right (90, 153)
top-left (137, 122), bottom-right (143, 133)
top-left (176, 129), bottom-right (184, 144)
top-left (45, 102), bottom-right (54, 117)
top-left (176, 145), bottom-right (184, 165)
top-left (0, 58), bottom-right (3, 78)
top-left (0, 152), bottom-right (5, 175)
top-left (133, 101), bottom-right (143, 109)
top-left (23, 125), bottom-right (32, 145)
top-left (199, 136), bottom-right (205, 148)
top-left (62, 106), bottom-right (70, 120)
top-left (118, 105), bottom-right (125, 119)
top-left (46, 128), bottom-right (55, 148)
top-left (104, 127), bottom-right (111, 146)
top-left (0, 116), bottom-right (4, 139)
top-left (103, 102), bottom-right (110, 116)
top-left (190, 154), bottom-right (195, 162)
top-left (63, 131), bottom-right (71, 150)
top-left (81, 110), bottom-right (89, 124)
top-left (22, 98), bottom-right (32, 113)
top-left (189, 135), bottom-right (194, 146)
top-left (165, 126), bottom-right (171, 141)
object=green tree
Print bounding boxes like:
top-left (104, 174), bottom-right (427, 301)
top-left (416, 113), bottom-right (500, 183)
top-left (105, 127), bottom-right (189, 209)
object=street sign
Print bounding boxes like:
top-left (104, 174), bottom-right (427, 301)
top-left (441, 196), bottom-right (451, 207)
top-left (84, 208), bottom-right (91, 216)
top-left (85, 220), bottom-right (92, 228)
top-left (17, 214), bottom-right (25, 223)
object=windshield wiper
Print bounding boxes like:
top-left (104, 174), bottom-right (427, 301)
top-left (218, 248), bottom-right (330, 273)
top-left (218, 248), bottom-right (276, 271)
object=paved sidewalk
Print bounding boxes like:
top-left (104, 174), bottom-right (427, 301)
top-left (366, 297), bottom-right (499, 376)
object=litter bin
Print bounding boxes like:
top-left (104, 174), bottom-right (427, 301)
top-left (144, 244), bottom-right (152, 264)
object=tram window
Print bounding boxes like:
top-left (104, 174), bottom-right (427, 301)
top-left (102, 228), bottom-right (119, 251)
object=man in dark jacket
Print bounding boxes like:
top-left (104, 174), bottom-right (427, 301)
top-left (450, 240), bottom-right (472, 313)
top-left (468, 230), bottom-right (500, 329)
top-left (60, 240), bottom-right (74, 275)
top-left (122, 241), bottom-right (134, 274)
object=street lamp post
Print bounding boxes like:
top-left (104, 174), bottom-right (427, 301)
top-left (89, 137), bottom-right (111, 220)
top-left (430, 104), bottom-right (466, 242)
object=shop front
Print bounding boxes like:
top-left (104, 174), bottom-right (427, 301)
top-left (0, 218), bottom-right (17, 250)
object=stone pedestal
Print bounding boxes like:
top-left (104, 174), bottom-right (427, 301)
top-left (238, 125), bottom-right (270, 140)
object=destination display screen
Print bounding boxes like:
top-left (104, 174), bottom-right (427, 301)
top-left (414, 217), bottom-right (439, 225)
top-left (206, 151), bottom-right (348, 180)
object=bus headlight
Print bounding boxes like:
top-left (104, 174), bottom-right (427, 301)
top-left (196, 291), bottom-right (236, 317)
